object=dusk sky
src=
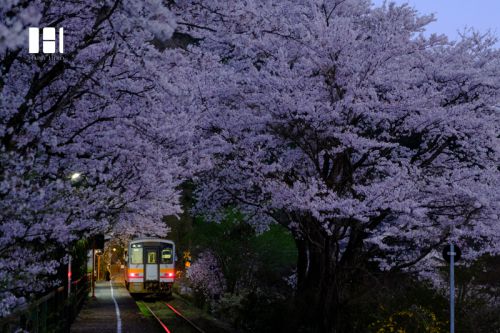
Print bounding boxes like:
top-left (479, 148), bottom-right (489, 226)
top-left (371, 0), bottom-right (500, 47)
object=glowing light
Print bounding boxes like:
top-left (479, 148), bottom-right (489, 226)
top-left (128, 273), bottom-right (141, 278)
top-left (70, 172), bottom-right (82, 181)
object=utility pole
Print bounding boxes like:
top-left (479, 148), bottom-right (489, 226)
top-left (442, 243), bottom-right (461, 333)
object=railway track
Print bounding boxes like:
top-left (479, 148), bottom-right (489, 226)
top-left (139, 301), bottom-right (206, 333)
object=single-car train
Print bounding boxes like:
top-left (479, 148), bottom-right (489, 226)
top-left (124, 238), bottom-right (175, 296)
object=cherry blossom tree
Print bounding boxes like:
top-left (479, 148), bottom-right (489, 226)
top-left (187, 250), bottom-right (226, 300)
top-left (0, 0), bottom-right (198, 316)
top-left (173, 0), bottom-right (500, 330)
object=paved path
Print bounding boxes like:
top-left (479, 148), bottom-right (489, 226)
top-left (71, 279), bottom-right (161, 333)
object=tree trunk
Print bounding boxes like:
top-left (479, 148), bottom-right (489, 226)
top-left (293, 219), bottom-right (363, 333)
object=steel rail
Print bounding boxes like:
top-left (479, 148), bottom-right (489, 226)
top-left (140, 301), bottom-right (172, 333)
top-left (164, 303), bottom-right (205, 333)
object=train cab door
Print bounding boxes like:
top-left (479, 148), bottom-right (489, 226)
top-left (144, 248), bottom-right (159, 281)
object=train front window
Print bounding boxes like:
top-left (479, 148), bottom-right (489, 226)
top-left (130, 247), bottom-right (143, 264)
top-left (147, 251), bottom-right (157, 264)
top-left (161, 245), bottom-right (173, 264)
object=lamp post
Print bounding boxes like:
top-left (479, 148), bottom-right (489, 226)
top-left (68, 172), bottom-right (83, 297)
top-left (92, 240), bottom-right (96, 298)
top-left (68, 255), bottom-right (72, 297)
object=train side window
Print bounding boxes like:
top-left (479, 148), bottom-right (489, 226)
top-left (131, 248), bottom-right (143, 264)
top-left (161, 246), bottom-right (173, 264)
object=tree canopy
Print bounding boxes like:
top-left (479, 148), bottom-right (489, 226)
top-left (1, 1), bottom-right (499, 330)
top-left (0, 0), bottom-right (195, 314)
top-left (173, 0), bottom-right (499, 330)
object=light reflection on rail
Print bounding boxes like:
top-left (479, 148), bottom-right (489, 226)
top-left (165, 303), bottom-right (205, 333)
top-left (140, 301), bottom-right (171, 333)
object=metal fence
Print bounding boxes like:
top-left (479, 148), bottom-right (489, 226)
top-left (0, 275), bottom-right (90, 333)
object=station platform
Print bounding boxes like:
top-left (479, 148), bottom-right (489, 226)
top-left (70, 279), bottom-right (161, 333)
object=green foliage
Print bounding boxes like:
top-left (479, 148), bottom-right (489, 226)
top-left (70, 239), bottom-right (89, 280)
top-left (340, 273), bottom-right (449, 332)
top-left (369, 306), bottom-right (447, 333)
top-left (191, 211), bottom-right (297, 293)
top-left (182, 210), bottom-right (297, 330)
top-left (356, 265), bottom-right (500, 333)
top-left (178, 205), bottom-right (500, 332)
top-left (451, 256), bottom-right (500, 332)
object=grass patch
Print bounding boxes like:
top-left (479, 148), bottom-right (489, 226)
top-left (136, 301), bottom-right (153, 318)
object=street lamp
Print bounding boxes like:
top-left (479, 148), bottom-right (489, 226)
top-left (70, 172), bottom-right (82, 182)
